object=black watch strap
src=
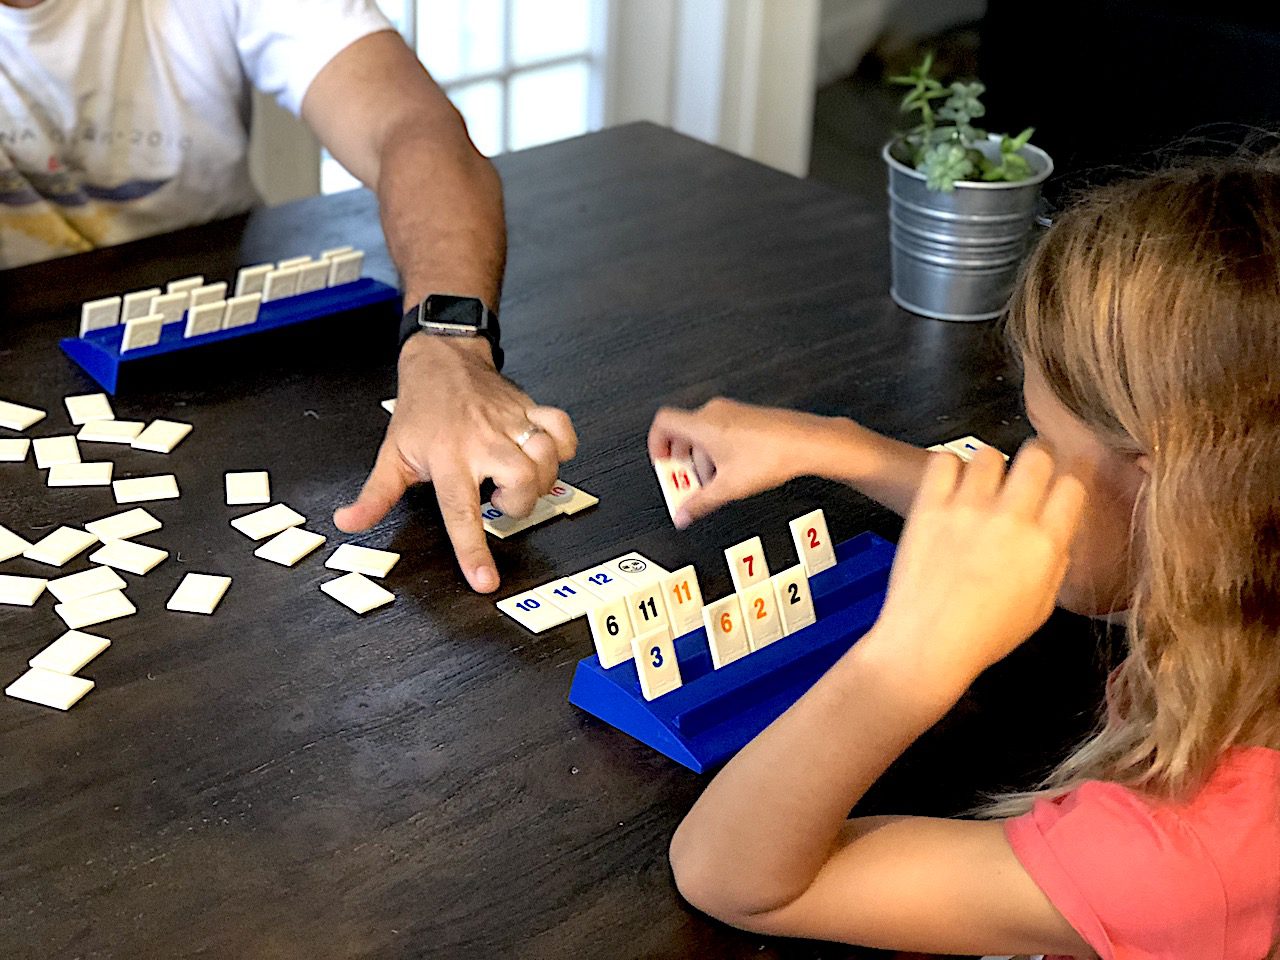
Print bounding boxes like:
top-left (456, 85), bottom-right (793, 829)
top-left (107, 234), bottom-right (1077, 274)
top-left (399, 295), bottom-right (504, 371)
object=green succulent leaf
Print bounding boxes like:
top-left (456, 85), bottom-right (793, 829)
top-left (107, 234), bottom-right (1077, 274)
top-left (921, 143), bottom-right (975, 192)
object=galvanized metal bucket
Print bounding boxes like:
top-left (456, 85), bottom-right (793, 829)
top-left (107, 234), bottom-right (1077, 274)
top-left (883, 136), bottom-right (1053, 321)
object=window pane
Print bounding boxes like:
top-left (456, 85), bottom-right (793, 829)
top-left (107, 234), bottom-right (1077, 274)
top-left (511, 0), bottom-right (591, 65)
top-left (418, 0), bottom-right (504, 84)
top-left (508, 61), bottom-right (590, 151)
top-left (449, 80), bottom-right (505, 156)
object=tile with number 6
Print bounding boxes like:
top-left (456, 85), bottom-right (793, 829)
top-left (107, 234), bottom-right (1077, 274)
top-left (701, 594), bottom-right (751, 669)
top-left (725, 535), bottom-right (769, 592)
top-left (660, 565), bottom-right (704, 637)
top-left (588, 596), bottom-right (635, 668)
top-left (740, 579), bottom-right (784, 650)
top-left (771, 564), bottom-right (817, 635)
top-left (789, 508), bottom-right (836, 576)
top-left (496, 589), bottom-right (571, 634)
top-left (631, 625), bottom-right (682, 701)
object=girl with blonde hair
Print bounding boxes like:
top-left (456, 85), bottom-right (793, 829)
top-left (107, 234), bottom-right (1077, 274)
top-left (649, 155), bottom-right (1280, 958)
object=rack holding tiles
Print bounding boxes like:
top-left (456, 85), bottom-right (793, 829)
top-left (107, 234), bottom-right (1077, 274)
top-left (567, 531), bottom-right (896, 773)
top-left (60, 248), bottom-right (399, 394)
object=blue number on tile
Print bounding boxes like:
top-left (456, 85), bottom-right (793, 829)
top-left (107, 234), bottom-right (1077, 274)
top-left (650, 646), bottom-right (663, 668)
top-left (554, 586), bottom-right (577, 599)
top-left (588, 573), bottom-right (612, 586)
top-left (516, 599), bottom-right (540, 612)
top-left (482, 507), bottom-right (503, 520)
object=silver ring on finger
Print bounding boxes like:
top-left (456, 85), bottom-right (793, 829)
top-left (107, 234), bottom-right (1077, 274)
top-left (512, 422), bottom-right (545, 450)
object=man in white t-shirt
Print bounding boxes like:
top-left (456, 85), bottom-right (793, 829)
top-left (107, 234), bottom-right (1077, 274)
top-left (0, 0), bottom-right (577, 594)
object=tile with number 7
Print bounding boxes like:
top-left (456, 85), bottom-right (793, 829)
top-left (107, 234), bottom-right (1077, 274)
top-left (496, 589), bottom-right (571, 633)
top-left (725, 535), bottom-right (769, 592)
top-left (631, 625), bottom-right (683, 701)
top-left (771, 564), bottom-right (817, 635)
top-left (789, 508), bottom-right (836, 576)
top-left (588, 596), bottom-right (635, 668)
top-left (660, 565), bottom-right (704, 637)
top-left (701, 594), bottom-right (750, 669)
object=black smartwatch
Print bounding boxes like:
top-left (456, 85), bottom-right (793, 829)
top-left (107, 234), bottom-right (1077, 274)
top-left (399, 294), bottom-right (503, 371)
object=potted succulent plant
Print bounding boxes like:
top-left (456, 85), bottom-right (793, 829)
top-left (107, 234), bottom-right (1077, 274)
top-left (882, 54), bottom-right (1053, 321)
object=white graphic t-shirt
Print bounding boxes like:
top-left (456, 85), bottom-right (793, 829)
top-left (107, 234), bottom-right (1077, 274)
top-left (0, 0), bottom-right (392, 270)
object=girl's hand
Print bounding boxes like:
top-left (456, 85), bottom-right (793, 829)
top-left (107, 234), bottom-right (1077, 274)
top-left (867, 442), bottom-right (1086, 691)
top-left (648, 398), bottom-right (832, 528)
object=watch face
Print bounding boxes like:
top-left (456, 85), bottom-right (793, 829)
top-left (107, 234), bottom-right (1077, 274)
top-left (425, 295), bottom-right (484, 328)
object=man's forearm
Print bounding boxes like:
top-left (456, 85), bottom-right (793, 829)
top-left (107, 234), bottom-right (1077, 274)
top-left (376, 114), bottom-right (506, 313)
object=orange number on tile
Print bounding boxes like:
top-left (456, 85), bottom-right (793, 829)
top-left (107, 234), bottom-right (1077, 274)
top-left (754, 598), bottom-right (767, 619)
top-left (672, 581), bottom-right (692, 604)
top-left (719, 612), bottom-right (733, 633)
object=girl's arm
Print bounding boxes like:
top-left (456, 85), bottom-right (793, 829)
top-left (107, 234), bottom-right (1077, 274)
top-left (647, 399), bottom-right (931, 527)
top-left (670, 445), bottom-right (1095, 957)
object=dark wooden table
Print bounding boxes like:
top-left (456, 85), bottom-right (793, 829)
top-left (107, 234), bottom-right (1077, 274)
top-left (0, 123), bottom-right (1109, 959)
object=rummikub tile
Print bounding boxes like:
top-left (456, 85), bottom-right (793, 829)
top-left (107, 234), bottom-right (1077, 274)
top-left (740, 579), bottom-right (784, 651)
top-left (625, 581), bottom-right (671, 639)
top-left (254, 527), bottom-right (326, 566)
top-left (222, 293), bottom-right (262, 329)
top-left (296, 261), bottom-right (330, 294)
top-left (0, 438), bottom-right (31, 462)
top-left (113, 474), bottom-right (179, 504)
top-left (381, 399), bottom-right (396, 414)
top-left (326, 250), bottom-right (364, 286)
top-left (77, 420), bottom-right (144, 443)
top-left (0, 399), bottom-right (46, 432)
top-left (942, 435), bottom-right (1009, 463)
top-left (121, 288), bottom-right (161, 322)
top-left (542, 479), bottom-right (599, 516)
top-left (90, 538), bottom-right (169, 575)
top-left (533, 577), bottom-right (598, 618)
top-left (55, 589), bottom-right (135, 629)
top-left (148, 291), bottom-right (189, 325)
top-left (24, 527), bottom-right (97, 567)
top-left (234, 264), bottom-right (272, 298)
top-left (496, 589), bottom-right (571, 634)
top-left (660, 565), bottom-right (705, 638)
top-left (771, 565), bottom-right (817, 636)
top-left (320, 245), bottom-right (354, 260)
top-left (131, 420), bottom-right (192, 454)
top-left (480, 498), bottom-right (557, 539)
top-left (79, 296), bottom-right (122, 336)
top-left (64, 393), bottom-right (114, 425)
top-left (789, 508), bottom-right (837, 577)
top-left (185, 300), bottom-right (226, 338)
top-left (85, 508), bottom-right (162, 542)
top-left (0, 524), bottom-right (30, 562)
top-left (573, 563), bottom-right (630, 598)
top-left (166, 573), bottom-right (232, 614)
top-left (0, 574), bottom-right (47, 606)
top-left (189, 282), bottom-right (227, 307)
top-left (47, 566), bottom-right (127, 604)
top-left (605, 552), bottom-right (669, 585)
top-left (48, 462), bottom-right (113, 487)
top-left (324, 544), bottom-right (399, 578)
top-left (587, 596), bottom-right (635, 667)
top-left (702, 594), bottom-right (751, 669)
top-left (631, 626), bottom-right (683, 701)
top-left (653, 456), bottom-right (701, 523)
top-left (320, 573), bottom-right (394, 615)
top-left (230, 503), bottom-right (305, 540)
top-left (225, 471), bottom-right (270, 506)
top-left (6, 668), bottom-right (94, 711)
top-left (30, 630), bottom-right (111, 675)
top-left (121, 315), bottom-right (163, 352)
top-left (262, 266), bottom-right (301, 302)
top-left (725, 536), bottom-right (768, 592)
top-left (166, 275), bottom-right (204, 295)
top-left (277, 255), bottom-right (312, 270)
top-left (33, 435), bottom-right (80, 468)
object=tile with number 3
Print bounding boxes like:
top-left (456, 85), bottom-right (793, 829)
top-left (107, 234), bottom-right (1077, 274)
top-left (631, 626), bottom-right (682, 701)
top-left (701, 594), bottom-right (751, 669)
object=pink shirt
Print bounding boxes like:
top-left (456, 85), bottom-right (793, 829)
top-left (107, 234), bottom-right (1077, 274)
top-left (1004, 747), bottom-right (1280, 959)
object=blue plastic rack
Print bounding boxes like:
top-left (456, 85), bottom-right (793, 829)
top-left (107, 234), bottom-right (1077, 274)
top-left (568, 531), bottom-right (897, 773)
top-left (60, 278), bottom-right (402, 394)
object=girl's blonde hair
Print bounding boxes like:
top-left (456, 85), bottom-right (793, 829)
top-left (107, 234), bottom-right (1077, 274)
top-left (993, 152), bottom-right (1280, 813)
